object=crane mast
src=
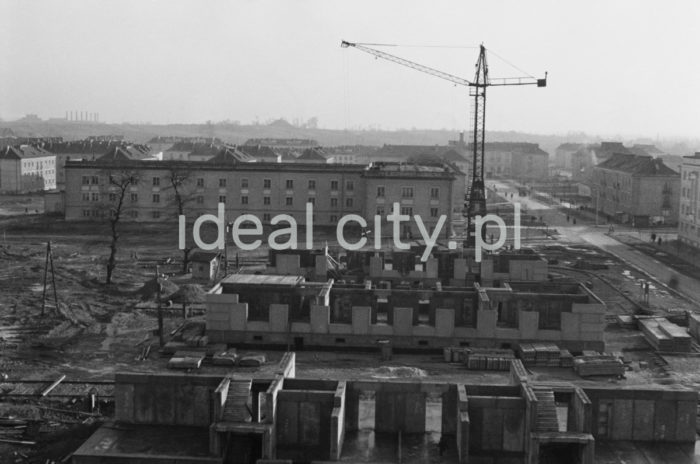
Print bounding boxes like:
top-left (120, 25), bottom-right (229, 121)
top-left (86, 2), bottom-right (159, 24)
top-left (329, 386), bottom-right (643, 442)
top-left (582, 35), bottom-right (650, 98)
top-left (341, 40), bottom-right (546, 248)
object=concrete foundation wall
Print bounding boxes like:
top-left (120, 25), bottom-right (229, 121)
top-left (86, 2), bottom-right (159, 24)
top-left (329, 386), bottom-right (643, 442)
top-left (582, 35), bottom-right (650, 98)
top-left (276, 390), bottom-right (335, 461)
top-left (114, 373), bottom-right (222, 427)
top-left (468, 396), bottom-right (526, 453)
top-left (584, 387), bottom-right (697, 442)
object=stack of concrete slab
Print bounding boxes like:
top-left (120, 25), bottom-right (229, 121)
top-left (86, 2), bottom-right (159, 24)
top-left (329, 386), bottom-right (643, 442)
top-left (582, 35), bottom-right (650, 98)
top-left (461, 348), bottom-right (515, 371)
top-left (167, 351), bottom-right (205, 370)
top-left (559, 349), bottom-right (574, 368)
top-left (573, 354), bottom-right (624, 377)
top-left (517, 343), bottom-right (561, 367)
top-left (638, 317), bottom-right (692, 352)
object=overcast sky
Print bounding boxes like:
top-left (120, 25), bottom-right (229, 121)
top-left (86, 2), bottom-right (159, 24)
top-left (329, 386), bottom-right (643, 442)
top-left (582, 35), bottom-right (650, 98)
top-left (1, 0), bottom-right (699, 137)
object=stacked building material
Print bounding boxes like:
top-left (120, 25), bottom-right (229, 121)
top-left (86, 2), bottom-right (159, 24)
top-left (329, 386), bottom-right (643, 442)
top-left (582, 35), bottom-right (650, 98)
top-left (559, 349), bottom-right (574, 368)
top-left (517, 343), bottom-right (561, 366)
top-left (460, 348), bottom-right (515, 371)
top-left (638, 317), bottom-right (692, 352)
top-left (167, 351), bottom-right (205, 370)
top-left (573, 354), bottom-right (624, 377)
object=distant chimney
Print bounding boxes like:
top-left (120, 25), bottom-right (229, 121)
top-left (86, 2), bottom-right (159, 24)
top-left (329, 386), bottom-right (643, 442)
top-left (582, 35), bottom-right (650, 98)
top-left (459, 131), bottom-right (464, 145)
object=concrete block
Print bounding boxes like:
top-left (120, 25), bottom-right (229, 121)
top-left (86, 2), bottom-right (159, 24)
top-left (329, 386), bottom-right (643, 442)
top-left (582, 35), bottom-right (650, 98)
top-left (579, 331), bottom-right (605, 342)
top-left (453, 258), bottom-right (467, 280)
top-left (502, 407), bottom-right (524, 452)
top-left (580, 322), bottom-right (603, 333)
top-left (476, 309), bottom-right (497, 337)
top-left (352, 306), bottom-right (371, 335)
top-left (114, 383), bottom-right (134, 422)
top-left (518, 310), bottom-right (538, 339)
top-left (393, 307), bottom-right (414, 336)
top-left (270, 305), bottom-right (289, 332)
top-left (229, 302), bottom-right (248, 330)
top-left (310, 305), bottom-right (329, 334)
top-left (675, 400), bottom-right (697, 441)
top-left (611, 399), bottom-right (633, 440)
top-left (413, 324), bottom-right (435, 337)
top-left (370, 324), bottom-right (393, 336)
top-left (560, 312), bottom-right (580, 338)
top-left (536, 329), bottom-right (562, 341)
top-left (632, 400), bottom-right (655, 441)
top-left (247, 321), bottom-right (270, 332)
top-left (435, 308), bottom-right (455, 337)
top-left (328, 323), bottom-right (352, 334)
top-left (653, 400), bottom-right (676, 441)
top-left (426, 258), bottom-right (438, 278)
top-left (580, 313), bottom-right (605, 324)
top-left (369, 256), bottom-right (383, 276)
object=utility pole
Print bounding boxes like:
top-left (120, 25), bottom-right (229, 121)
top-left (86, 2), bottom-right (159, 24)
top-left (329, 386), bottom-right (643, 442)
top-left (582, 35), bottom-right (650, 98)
top-left (156, 265), bottom-right (164, 347)
top-left (41, 241), bottom-right (58, 316)
top-left (595, 188), bottom-right (599, 227)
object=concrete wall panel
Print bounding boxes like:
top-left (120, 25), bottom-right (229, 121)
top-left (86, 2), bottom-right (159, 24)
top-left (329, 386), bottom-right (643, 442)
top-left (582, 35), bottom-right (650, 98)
top-left (632, 400), bottom-right (655, 441)
top-left (611, 399), bottom-right (634, 440)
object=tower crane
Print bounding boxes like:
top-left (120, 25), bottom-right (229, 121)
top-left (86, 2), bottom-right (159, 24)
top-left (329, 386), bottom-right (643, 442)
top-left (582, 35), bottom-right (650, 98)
top-left (341, 40), bottom-right (547, 247)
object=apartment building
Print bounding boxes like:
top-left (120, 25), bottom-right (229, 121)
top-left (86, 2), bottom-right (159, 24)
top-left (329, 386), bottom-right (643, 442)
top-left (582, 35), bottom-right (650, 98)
top-left (591, 153), bottom-right (679, 226)
top-left (63, 158), bottom-right (458, 238)
top-left (0, 145), bottom-right (56, 193)
top-left (679, 153), bottom-right (700, 248)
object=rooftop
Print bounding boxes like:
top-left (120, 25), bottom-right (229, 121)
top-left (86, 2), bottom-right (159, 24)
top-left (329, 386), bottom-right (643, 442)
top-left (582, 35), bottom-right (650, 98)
top-left (596, 153), bottom-right (679, 176)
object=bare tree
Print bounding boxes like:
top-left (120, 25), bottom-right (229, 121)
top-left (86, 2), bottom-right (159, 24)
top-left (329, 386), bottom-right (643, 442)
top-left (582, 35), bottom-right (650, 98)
top-left (166, 166), bottom-right (196, 273)
top-left (103, 169), bottom-right (140, 285)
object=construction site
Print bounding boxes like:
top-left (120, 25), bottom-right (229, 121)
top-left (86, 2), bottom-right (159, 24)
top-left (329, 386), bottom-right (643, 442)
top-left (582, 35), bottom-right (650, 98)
top-left (1, 11), bottom-right (700, 464)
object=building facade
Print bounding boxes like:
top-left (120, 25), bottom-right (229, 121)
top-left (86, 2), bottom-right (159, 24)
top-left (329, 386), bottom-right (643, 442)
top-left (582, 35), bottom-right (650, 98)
top-left (0, 145), bottom-right (56, 193)
top-left (63, 159), bottom-right (458, 238)
top-left (591, 153), bottom-right (680, 227)
top-left (679, 153), bottom-right (700, 248)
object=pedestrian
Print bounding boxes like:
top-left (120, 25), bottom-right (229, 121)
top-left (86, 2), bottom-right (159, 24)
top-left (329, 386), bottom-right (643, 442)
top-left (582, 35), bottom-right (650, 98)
top-left (573, 218), bottom-right (577, 225)
top-left (651, 233), bottom-right (656, 242)
top-left (566, 215), bottom-right (570, 222)
top-left (657, 237), bottom-right (662, 245)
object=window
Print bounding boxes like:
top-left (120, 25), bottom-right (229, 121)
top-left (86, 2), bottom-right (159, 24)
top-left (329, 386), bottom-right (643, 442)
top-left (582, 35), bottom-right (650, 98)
top-left (264, 196), bottom-right (271, 205)
top-left (330, 180), bottom-right (338, 191)
top-left (286, 179), bottom-right (294, 189)
top-left (196, 178), bottom-right (204, 187)
top-left (241, 196), bottom-right (248, 205)
top-left (376, 207), bottom-right (385, 216)
top-left (91, 176), bottom-right (99, 185)
top-left (152, 177), bottom-right (160, 186)
top-left (152, 211), bottom-right (160, 219)
top-left (129, 210), bottom-right (138, 218)
top-left (130, 193), bottom-right (138, 202)
top-left (263, 213), bottom-right (271, 222)
top-left (430, 208), bottom-right (439, 217)
top-left (331, 198), bottom-right (338, 207)
top-left (83, 210), bottom-right (90, 217)
top-left (82, 193), bottom-right (90, 201)
top-left (308, 197), bottom-right (316, 205)
top-left (219, 195), bottom-right (226, 203)
top-left (196, 195), bottom-right (203, 204)
top-left (330, 215), bottom-right (338, 222)
top-left (402, 187), bottom-right (414, 198)
top-left (377, 186), bottom-right (385, 197)
top-left (430, 187), bottom-right (439, 199)
top-left (219, 178), bottom-right (226, 187)
top-left (346, 198), bottom-right (354, 207)
top-left (264, 178), bottom-right (271, 189)
top-left (346, 180), bottom-right (354, 191)
top-left (82, 176), bottom-right (90, 185)
top-left (91, 193), bottom-right (99, 202)
top-left (241, 178), bottom-right (248, 188)
top-left (109, 193), bottom-right (117, 202)
top-left (401, 206), bottom-right (413, 216)
top-left (286, 197), bottom-right (293, 206)
top-left (308, 180), bottom-right (316, 190)
top-left (152, 194), bottom-right (160, 203)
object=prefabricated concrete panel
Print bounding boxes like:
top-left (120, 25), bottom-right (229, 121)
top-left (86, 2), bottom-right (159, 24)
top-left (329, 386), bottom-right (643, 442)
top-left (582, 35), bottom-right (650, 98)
top-left (269, 305), bottom-right (289, 332)
top-left (611, 399), bottom-right (633, 440)
top-left (482, 407), bottom-right (504, 450)
top-left (277, 397), bottom-right (299, 445)
top-left (114, 383), bottom-right (134, 422)
top-left (441, 385), bottom-right (457, 434)
top-left (192, 385), bottom-right (212, 426)
top-left (468, 406), bottom-right (484, 451)
top-left (153, 384), bottom-right (176, 424)
top-left (299, 401), bottom-right (321, 445)
top-left (393, 307), bottom-right (414, 336)
top-left (133, 383), bottom-right (156, 423)
top-left (632, 400), bottom-right (655, 441)
top-left (435, 308), bottom-right (455, 338)
top-left (476, 310), bottom-right (497, 338)
top-left (502, 408), bottom-right (524, 452)
top-left (653, 400), bottom-right (677, 441)
top-left (375, 390), bottom-right (426, 434)
top-left (518, 311), bottom-right (538, 339)
top-left (174, 383), bottom-right (196, 425)
top-left (675, 401), bottom-right (697, 441)
top-left (310, 305), bottom-right (329, 333)
top-left (229, 302), bottom-right (248, 330)
top-left (352, 306), bottom-right (371, 335)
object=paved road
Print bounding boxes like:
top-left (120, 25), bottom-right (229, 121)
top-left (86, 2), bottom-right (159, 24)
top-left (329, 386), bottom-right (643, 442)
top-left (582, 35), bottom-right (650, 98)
top-left (490, 180), bottom-right (700, 305)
